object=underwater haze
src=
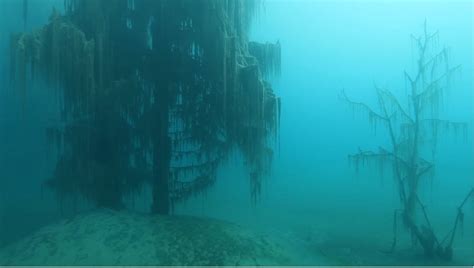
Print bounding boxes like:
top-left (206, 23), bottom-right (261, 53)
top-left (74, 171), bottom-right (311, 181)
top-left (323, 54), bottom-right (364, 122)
top-left (0, 0), bottom-right (473, 266)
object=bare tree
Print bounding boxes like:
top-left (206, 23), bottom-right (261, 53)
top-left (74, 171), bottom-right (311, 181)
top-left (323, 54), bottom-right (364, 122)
top-left (342, 22), bottom-right (473, 260)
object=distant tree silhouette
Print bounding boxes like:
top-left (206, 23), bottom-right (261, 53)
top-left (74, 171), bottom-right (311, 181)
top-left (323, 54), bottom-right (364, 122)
top-left (342, 22), bottom-right (473, 260)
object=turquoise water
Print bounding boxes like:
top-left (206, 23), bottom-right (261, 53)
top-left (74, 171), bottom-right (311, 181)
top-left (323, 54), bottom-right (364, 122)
top-left (0, 0), bottom-right (473, 265)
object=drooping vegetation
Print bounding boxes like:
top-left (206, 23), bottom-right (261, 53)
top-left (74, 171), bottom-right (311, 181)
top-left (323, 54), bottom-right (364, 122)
top-left (11, 0), bottom-right (281, 214)
top-left (342, 23), bottom-right (473, 260)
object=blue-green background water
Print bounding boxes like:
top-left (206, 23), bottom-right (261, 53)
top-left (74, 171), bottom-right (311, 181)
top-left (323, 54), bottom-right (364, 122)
top-left (0, 0), bottom-right (473, 265)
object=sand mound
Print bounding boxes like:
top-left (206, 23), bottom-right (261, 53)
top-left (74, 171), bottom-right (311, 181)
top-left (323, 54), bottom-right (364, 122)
top-left (0, 209), bottom-right (290, 266)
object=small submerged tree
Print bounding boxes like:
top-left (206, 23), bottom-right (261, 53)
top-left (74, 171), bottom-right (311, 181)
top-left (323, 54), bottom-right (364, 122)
top-left (342, 23), bottom-right (474, 260)
top-left (11, 0), bottom-right (281, 214)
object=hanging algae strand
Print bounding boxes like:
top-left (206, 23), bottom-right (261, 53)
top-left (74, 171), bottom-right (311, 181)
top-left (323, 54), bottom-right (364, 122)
top-left (22, 0), bottom-right (28, 29)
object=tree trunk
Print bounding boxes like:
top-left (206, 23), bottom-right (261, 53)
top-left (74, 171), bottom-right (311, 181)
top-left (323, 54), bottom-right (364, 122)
top-left (151, 133), bottom-right (171, 214)
top-left (405, 170), bottom-right (418, 221)
top-left (96, 177), bottom-right (124, 210)
top-left (151, 88), bottom-right (171, 215)
top-left (402, 212), bottom-right (437, 257)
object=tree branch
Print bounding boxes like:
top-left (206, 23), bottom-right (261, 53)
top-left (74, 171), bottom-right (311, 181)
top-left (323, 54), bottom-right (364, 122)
top-left (375, 86), bottom-right (414, 124)
top-left (340, 89), bottom-right (388, 122)
top-left (417, 64), bottom-right (461, 101)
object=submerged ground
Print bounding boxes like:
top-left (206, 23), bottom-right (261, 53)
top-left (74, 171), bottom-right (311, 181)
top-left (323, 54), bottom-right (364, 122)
top-left (0, 209), bottom-right (292, 266)
top-left (0, 206), bottom-right (473, 266)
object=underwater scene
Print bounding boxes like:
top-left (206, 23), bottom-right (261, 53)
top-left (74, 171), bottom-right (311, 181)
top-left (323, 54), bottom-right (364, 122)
top-left (0, 0), bottom-right (473, 266)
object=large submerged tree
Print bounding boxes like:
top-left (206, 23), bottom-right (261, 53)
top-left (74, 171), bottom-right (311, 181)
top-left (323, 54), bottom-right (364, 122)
top-left (11, 0), bottom-right (281, 214)
top-left (342, 23), bottom-right (473, 260)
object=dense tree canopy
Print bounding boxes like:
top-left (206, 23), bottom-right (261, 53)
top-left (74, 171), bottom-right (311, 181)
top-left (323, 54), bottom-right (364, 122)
top-left (11, 0), bottom-right (281, 214)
